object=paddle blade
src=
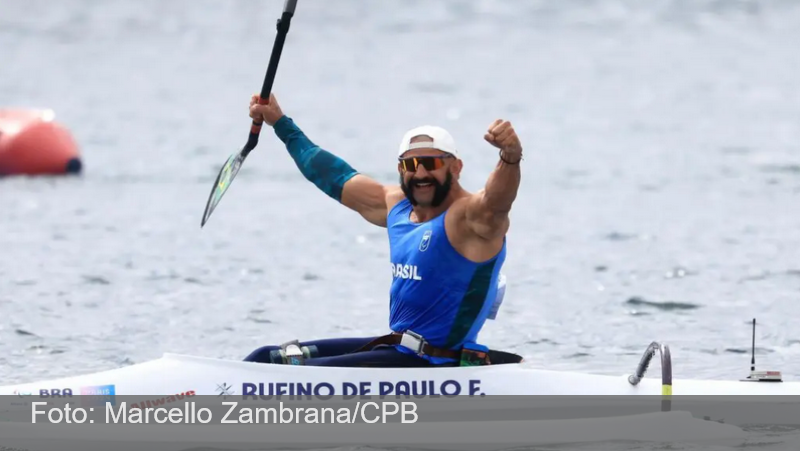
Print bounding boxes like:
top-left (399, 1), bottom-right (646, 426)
top-left (201, 150), bottom-right (247, 227)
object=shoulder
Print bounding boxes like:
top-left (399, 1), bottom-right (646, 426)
top-left (385, 186), bottom-right (406, 211)
top-left (444, 191), bottom-right (507, 260)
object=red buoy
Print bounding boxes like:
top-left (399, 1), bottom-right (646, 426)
top-left (0, 109), bottom-right (82, 176)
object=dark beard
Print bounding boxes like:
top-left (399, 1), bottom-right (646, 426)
top-left (400, 172), bottom-right (452, 207)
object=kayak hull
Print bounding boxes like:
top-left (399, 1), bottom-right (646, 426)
top-left (2, 352), bottom-right (797, 397)
top-left (4, 353), bottom-right (798, 448)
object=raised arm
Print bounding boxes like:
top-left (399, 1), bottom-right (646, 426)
top-left (464, 119), bottom-right (523, 241)
top-left (251, 94), bottom-right (392, 227)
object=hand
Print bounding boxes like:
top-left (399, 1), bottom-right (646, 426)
top-left (249, 93), bottom-right (285, 126)
top-left (484, 119), bottom-right (522, 161)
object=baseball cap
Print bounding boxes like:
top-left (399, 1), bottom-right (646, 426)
top-left (397, 125), bottom-right (459, 158)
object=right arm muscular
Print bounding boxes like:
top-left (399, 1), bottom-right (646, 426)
top-left (274, 115), bottom-right (395, 227)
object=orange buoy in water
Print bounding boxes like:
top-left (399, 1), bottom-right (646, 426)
top-left (0, 109), bottom-right (82, 176)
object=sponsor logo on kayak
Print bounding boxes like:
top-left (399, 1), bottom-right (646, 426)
top-left (81, 384), bottom-right (115, 396)
top-left (129, 390), bottom-right (196, 410)
top-left (80, 384), bottom-right (116, 407)
top-left (38, 388), bottom-right (73, 397)
top-left (11, 389), bottom-right (32, 407)
top-left (217, 383), bottom-right (234, 398)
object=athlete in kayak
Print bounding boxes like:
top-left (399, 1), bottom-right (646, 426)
top-left (244, 93), bottom-right (523, 367)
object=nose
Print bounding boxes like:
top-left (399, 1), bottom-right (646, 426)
top-left (414, 165), bottom-right (430, 177)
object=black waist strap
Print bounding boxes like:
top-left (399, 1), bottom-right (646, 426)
top-left (352, 333), bottom-right (462, 360)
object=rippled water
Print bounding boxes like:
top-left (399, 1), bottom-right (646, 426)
top-left (2, 0), bottom-right (799, 400)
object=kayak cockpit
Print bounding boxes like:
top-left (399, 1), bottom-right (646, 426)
top-left (243, 334), bottom-right (525, 368)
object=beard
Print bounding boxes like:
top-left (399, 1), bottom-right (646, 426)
top-left (400, 171), bottom-right (452, 207)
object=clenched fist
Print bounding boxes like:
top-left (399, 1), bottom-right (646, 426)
top-left (484, 119), bottom-right (522, 163)
top-left (249, 93), bottom-right (285, 126)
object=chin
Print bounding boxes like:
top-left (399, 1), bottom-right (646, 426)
top-left (414, 196), bottom-right (434, 207)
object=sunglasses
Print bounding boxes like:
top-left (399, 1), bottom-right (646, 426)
top-left (398, 155), bottom-right (452, 172)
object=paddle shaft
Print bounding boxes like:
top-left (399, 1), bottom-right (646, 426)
top-left (244, 0), bottom-right (298, 157)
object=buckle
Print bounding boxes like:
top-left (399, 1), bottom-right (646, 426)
top-left (400, 330), bottom-right (426, 356)
top-left (280, 340), bottom-right (305, 365)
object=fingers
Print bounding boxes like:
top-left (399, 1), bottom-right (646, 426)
top-left (248, 93), bottom-right (283, 126)
top-left (249, 99), bottom-right (261, 120)
top-left (249, 94), bottom-right (260, 119)
top-left (493, 125), bottom-right (515, 144)
top-left (484, 119), bottom-right (503, 146)
top-left (487, 120), bottom-right (512, 141)
top-left (249, 93), bottom-right (277, 107)
top-left (258, 93), bottom-right (276, 106)
top-left (486, 119), bottom-right (521, 153)
top-left (491, 120), bottom-right (511, 135)
top-left (487, 120), bottom-right (510, 139)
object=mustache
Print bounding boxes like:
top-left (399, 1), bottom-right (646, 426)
top-left (400, 171), bottom-right (452, 207)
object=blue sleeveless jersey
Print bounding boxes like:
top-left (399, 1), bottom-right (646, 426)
top-left (386, 198), bottom-right (506, 364)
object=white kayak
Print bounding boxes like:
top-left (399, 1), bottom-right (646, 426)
top-left (1, 342), bottom-right (795, 398)
top-left (2, 342), bottom-right (797, 449)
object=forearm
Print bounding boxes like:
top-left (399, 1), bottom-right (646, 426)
top-left (482, 155), bottom-right (521, 214)
top-left (273, 115), bottom-right (359, 202)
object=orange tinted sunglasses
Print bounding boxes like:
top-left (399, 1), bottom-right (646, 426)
top-left (398, 155), bottom-right (451, 172)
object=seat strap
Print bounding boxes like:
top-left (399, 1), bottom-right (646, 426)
top-left (350, 332), bottom-right (461, 360)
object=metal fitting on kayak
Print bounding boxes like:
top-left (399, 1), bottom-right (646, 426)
top-left (269, 340), bottom-right (318, 365)
top-left (628, 341), bottom-right (672, 411)
top-left (741, 318), bottom-right (782, 382)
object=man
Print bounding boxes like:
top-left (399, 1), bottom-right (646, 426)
top-left (243, 93), bottom-right (523, 367)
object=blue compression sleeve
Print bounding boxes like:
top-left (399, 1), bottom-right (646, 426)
top-left (273, 115), bottom-right (359, 203)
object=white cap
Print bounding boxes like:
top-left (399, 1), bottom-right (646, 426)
top-left (397, 125), bottom-right (459, 158)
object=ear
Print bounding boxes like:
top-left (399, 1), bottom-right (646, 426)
top-left (451, 159), bottom-right (464, 178)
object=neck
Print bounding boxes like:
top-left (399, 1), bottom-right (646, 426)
top-left (410, 186), bottom-right (467, 223)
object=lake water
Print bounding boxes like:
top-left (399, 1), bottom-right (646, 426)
top-left (2, 0), bottom-right (800, 442)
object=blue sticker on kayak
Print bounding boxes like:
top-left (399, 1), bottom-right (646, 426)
top-left (80, 384), bottom-right (116, 406)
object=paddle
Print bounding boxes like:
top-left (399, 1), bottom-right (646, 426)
top-left (200, 0), bottom-right (299, 227)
